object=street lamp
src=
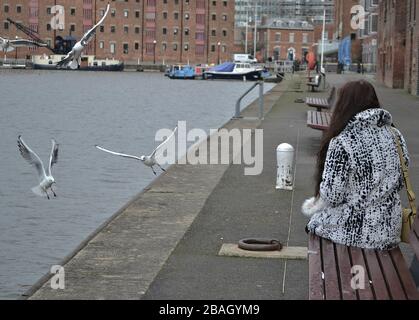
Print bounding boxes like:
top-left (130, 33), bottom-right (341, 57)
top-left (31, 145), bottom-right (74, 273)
top-left (153, 40), bottom-right (157, 64)
top-left (217, 42), bottom-right (221, 65)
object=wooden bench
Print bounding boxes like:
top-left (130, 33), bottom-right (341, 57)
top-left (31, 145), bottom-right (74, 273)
top-left (308, 214), bottom-right (419, 300)
top-left (307, 110), bottom-right (331, 132)
top-left (307, 74), bottom-right (322, 92)
top-left (306, 87), bottom-right (336, 112)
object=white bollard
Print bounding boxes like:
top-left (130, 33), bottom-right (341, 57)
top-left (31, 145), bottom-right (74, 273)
top-left (276, 143), bottom-right (295, 190)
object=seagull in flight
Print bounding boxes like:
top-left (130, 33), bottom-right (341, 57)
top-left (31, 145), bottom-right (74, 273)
top-left (96, 126), bottom-right (177, 175)
top-left (18, 136), bottom-right (59, 199)
top-left (56, 2), bottom-right (110, 69)
top-left (0, 36), bottom-right (48, 53)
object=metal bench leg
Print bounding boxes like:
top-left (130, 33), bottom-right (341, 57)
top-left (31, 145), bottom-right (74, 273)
top-left (410, 256), bottom-right (419, 288)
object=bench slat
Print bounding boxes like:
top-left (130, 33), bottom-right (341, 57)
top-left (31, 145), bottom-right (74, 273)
top-left (308, 234), bottom-right (325, 300)
top-left (335, 245), bottom-right (358, 300)
top-left (349, 247), bottom-right (375, 300)
top-left (363, 249), bottom-right (391, 300)
top-left (409, 228), bottom-right (419, 261)
top-left (376, 250), bottom-right (407, 300)
top-left (389, 248), bottom-right (419, 300)
top-left (322, 238), bottom-right (341, 299)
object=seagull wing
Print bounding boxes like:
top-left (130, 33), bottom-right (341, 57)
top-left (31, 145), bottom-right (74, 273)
top-left (10, 39), bottom-right (48, 48)
top-left (48, 139), bottom-right (59, 176)
top-left (18, 136), bottom-right (46, 182)
top-left (56, 50), bottom-right (75, 68)
top-left (95, 145), bottom-right (141, 161)
top-left (151, 126), bottom-right (178, 157)
top-left (80, 3), bottom-right (110, 45)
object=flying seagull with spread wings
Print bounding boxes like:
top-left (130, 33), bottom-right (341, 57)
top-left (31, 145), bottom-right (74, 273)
top-left (95, 126), bottom-right (178, 175)
top-left (0, 36), bottom-right (48, 53)
top-left (57, 2), bottom-right (110, 69)
top-left (18, 136), bottom-right (59, 199)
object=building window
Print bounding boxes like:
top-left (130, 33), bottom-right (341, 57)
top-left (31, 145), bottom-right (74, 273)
top-left (163, 12), bottom-right (167, 19)
top-left (123, 43), bottom-right (128, 54)
top-left (223, 1), bottom-right (227, 7)
top-left (124, 26), bottom-right (129, 34)
top-left (162, 27), bottom-right (167, 35)
top-left (196, 44), bottom-right (204, 55)
top-left (212, 1), bottom-right (216, 6)
top-left (16, 5), bottom-right (22, 13)
top-left (47, 23), bottom-right (51, 31)
top-left (135, 27), bottom-right (140, 34)
top-left (111, 26), bottom-right (116, 33)
top-left (124, 10), bottom-right (129, 18)
top-left (222, 15), bottom-right (227, 21)
top-left (222, 45), bottom-right (226, 53)
top-left (185, 28), bottom-right (189, 36)
top-left (185, 13), bottom-right (190, 20)
top-left (289, 33), bottom-right (295, 43)
top-left (174, 28), bottom-right (178, 35)
top-left (162, 43), bottom-right (167, 51)
top-left (47, 7), bottom-right (51, 15)
top-left (100, 26), bottom-right (104, 32)
top-left (99, 41), bottom-right (104, 49)
top-left (4, 5), bottom-right (9, 13)
top-left (222, 30), bottom-right (227, 37)
top-left (184, 44), bottom-right (189, 51)
top-left (135, 42), bottom-right (139, 50)
top-left (211, 29), bottom-right (216, 36)
top-left (174, 0), bottom-right (179, 4)
top-left (174, 12), bottom-right (179, 20)
top-left (302, 33), bottom-right (308, 44)
top-left (110, 43), bottom-right (116, 54)
top-left (211, 44), bottom-right (215, 52)
top-left (111, 9), bottom-right (116, 17)
top-left (70, 24), bottom-right (75, 32)
top-left (173, 43), bottom-right (178, 51)
top-left (70, 8), bottom-right (76, 16)
top-left (275, 33), bottom-right (281, 42)
top-left (4, 21), bottom-right (9, 30)
top-left (212, 14), bottom-right (216, 21)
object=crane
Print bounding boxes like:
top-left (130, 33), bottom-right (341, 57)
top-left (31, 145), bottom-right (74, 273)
top-left (6, 18), bottom-right (55, 53)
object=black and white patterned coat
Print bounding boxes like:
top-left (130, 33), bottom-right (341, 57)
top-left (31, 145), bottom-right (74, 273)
top-left (302, 108), bottom-right (409, 250)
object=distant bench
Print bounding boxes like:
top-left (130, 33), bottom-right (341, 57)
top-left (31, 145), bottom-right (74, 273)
top-left (306, 87), bottom-right (336, 112)
top-left (307, 74), bottom-right (322, 92)
top-left (309, 214), bottom-right (419, 300)
top-left (307, 110), bottom-right (331, 132)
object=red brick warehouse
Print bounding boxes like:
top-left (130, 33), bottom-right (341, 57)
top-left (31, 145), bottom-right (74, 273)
top-left (0, 0), bottom-right (235, 65)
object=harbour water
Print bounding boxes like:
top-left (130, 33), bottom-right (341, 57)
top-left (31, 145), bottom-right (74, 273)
top-left (0, 70), bottom-right (273, 299)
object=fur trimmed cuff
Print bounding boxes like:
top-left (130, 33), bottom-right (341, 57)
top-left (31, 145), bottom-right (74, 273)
top-left (301, 196), bottom-right (327, 218)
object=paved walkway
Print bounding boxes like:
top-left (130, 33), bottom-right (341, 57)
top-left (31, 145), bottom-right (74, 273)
top-left (143, 73), bottom-right (419, 300)
top-left (28, 73), bottom-right (419, 300)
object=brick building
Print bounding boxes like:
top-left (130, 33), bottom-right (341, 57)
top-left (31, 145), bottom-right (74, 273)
top-left (377, 0), bottom-right (407, 89)
top-left (0, 0), bottom-right (235, 65)
top-left (257, 19), bottom-right (315, 62)
top-left (405, 0), bottom-right (419, 96)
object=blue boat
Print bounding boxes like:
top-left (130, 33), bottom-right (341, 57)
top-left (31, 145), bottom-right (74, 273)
top-left (167, 64), bottom-right (195, 79)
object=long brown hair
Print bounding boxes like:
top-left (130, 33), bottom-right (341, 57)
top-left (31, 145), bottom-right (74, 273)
top-left (314, 80), bottom-right (381, 196)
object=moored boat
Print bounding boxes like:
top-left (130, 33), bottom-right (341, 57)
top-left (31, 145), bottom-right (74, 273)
top-left (204, 62), bottom-right (263, 80)
top-left (32, 54), bottom-right (124, 71)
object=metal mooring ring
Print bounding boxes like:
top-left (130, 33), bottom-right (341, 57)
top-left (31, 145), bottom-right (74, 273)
top-left (238, 239), bottom-right (283, 252)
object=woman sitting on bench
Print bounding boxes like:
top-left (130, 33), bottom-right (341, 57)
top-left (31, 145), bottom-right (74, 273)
top-left (301, 80), bottom-right (410, 251)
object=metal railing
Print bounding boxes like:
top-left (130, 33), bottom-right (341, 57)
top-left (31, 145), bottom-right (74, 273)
top-left (234, 81), bottom-right (264, 120)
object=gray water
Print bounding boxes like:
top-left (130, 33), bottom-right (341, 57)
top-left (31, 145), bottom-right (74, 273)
top-left (0, 70), bottom-right (273, 299)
